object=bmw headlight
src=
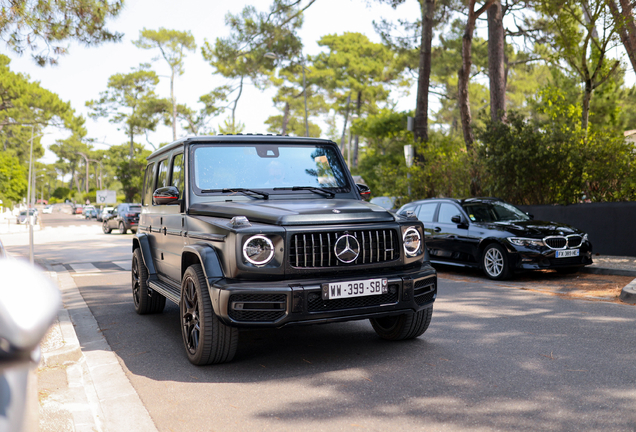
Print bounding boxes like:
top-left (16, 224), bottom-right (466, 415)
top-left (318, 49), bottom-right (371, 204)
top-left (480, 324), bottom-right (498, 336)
top-left (243, 235), bottom-right (274, 266)
top-left (508, 237), bottom-right (545, 247)
top-left (403, 227), bottom-right (422, 257)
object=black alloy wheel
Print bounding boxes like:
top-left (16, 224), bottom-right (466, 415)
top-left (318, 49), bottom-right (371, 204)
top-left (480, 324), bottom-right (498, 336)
top-left (180, 264), bottom-right (238, 365)
top-left (482, 243), bottom-right (511, 280)
top-left (119, 222), bottom-right (127, 234)
top-left (370, 307), bottom-right (433, 340)
top-left (102, 221), bottom-right (111, 234)
top-left (131, 248), bottom-right (165, 314)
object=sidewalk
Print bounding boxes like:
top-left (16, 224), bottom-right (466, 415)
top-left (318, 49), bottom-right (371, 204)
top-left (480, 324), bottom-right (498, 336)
top-left (38, 266), bottom-right (158, 432)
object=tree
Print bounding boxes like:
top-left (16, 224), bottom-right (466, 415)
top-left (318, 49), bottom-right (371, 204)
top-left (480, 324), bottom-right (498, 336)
top-left (0, 0), bottom-right (124, 65)
top-left (133, 28), bottom-right (197, 141)
top-left (201, 1), bottom-right (311, 129)
top-left (106, 142), bottom-right (150, 202)
top-left (0, 152), bottom-right (27, 206)
top-left (458, 0), bottom-right (495, 150)
top-left (487, 0), bottom-right (506, 123)
top-left (86, 65), bottom-right (168, 162)
top-left (311, 32), bottom-right (397, 166)
top-left (538, 0), bottom-right (621, 131)
top-left (607, 0), bottom-right (636, 75)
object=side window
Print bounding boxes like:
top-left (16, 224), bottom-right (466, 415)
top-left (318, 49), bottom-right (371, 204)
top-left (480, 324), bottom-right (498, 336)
top-left (170, 153), bottom-right (184, 199)
top-left (142, 163), bottom-right (155, 207)
top-left (438, 203), bottom-right (461, 224)
top-left (417, 203), bottom-right (437, 223)
top-left (156, 159), bottom-right (169, 191)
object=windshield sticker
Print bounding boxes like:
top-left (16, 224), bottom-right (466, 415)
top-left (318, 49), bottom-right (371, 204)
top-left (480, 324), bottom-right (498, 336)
top-left (469, 214), bottom-right (476, 221)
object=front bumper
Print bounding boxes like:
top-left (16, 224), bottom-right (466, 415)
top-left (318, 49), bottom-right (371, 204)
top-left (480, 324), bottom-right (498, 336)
top-left (506, 242), bottom-right (593, 270)
top-left (209, 263), bottom-right (437, 328)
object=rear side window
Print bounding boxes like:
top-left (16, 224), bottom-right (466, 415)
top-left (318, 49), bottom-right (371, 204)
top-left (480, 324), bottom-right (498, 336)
top-left (157, 159), bottom-right (169, 190)
top-left (142, 163), bottom-right (155, 206)
top-left (417, 203), bottom-right (437, 222)
top-left (170, 153), bottom-right (185, 199)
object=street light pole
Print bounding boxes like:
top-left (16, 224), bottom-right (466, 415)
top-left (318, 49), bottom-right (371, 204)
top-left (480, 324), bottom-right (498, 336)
top-left (26, 126), bottom-right (35, 265)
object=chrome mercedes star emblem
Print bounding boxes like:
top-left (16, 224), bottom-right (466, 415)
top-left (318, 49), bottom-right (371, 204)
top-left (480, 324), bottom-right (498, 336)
top-left (334, 234), bottom-right (360, 263)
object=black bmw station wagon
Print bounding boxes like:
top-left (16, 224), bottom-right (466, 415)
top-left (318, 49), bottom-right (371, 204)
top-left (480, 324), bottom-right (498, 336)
top-left (131, 135), bottom-right (437, 365)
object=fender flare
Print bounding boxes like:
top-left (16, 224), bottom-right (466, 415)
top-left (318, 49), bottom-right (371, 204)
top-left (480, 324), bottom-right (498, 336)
top-left (132, 233), bottom-right (157, 276)
top-left (182, 243), bottom-right (224, 314)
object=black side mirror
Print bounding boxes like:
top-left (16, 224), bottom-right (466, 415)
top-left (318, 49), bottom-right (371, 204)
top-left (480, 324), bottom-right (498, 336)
top-left (356, 184), bottom-right (371, 201)
top-left (451, 215), bottom-right (462, 224)
top-left (153, 186), bottom-right (180, 205)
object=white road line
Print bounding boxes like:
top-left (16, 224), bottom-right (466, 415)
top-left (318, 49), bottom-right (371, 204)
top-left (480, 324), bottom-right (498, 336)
top-left (70, 263), bottom-right (101, 273)
top-left (113, 260), bottom-right (131, 271)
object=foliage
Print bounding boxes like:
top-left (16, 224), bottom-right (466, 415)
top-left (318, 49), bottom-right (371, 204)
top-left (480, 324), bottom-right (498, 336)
top-left (86, 64), bottom-right (168, 157)
top-left (106, 142), bottom-right (151, 202)
top-left (0, 0), bottom-right (124, 65)
top-left (0, 152), bottom-right (27, 204)
top-left (476, 87), bottom-right (636, 205)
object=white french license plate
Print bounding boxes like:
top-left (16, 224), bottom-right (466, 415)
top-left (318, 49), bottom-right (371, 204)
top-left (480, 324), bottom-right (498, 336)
top-left (556, 249), bottom-right (580, 258)
top-left (322, 278), bottom-right (388, 300)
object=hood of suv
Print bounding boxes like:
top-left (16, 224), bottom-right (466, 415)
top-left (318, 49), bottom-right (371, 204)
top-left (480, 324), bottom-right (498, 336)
top-left (476, 219), bottom-right (583, 237)
top-left (189, 199), bottom-right (395, 226)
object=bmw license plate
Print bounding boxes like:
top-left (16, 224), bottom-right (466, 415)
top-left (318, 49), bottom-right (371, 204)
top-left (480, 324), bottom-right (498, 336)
top-left (322, 278), bottom-right (388, 300)
top-left (556, 249), bottom-right (579, 258)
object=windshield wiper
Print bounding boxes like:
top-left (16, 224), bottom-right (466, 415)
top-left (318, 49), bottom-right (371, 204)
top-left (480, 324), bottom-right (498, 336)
top-left (273, 186), bottom-right (336, 198)
top-left (201, 188), bottom-right (269, 199)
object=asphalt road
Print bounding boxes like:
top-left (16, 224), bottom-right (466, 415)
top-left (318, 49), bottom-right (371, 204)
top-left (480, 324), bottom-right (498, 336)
top-left (5, 214), bottom-right (636, 431)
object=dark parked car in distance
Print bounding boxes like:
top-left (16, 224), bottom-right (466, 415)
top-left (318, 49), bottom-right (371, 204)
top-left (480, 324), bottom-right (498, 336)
top-left (102, 203), bottom-right (141, 234)
top-left (397, 197), bottom-right (593, 280)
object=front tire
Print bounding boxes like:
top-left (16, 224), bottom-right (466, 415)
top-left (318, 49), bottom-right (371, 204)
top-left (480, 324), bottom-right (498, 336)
top-left (181, 264), bottom-right (238, 365)
top-left (119, 222), bottom-right (127, 234)
top-left (102, 221), bottom-right (111, 234)
top-left (132, 248), bottom-right (165, 314)
top-left (370, 307), bottom-right (433, 341)
top-left (482, 243), bottom-right (511, 280)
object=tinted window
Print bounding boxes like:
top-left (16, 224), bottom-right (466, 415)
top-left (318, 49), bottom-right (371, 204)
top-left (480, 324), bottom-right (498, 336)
top-left (170, 153), bottom-right (184, 199)
top-left (462, 201), bottom-right (530, 222)
top-left (417, 203), bottom-right (437, 222)
top-left (438, 203), bottom-right (461, 224)
top-left (157, 159), bottom-right (169, 190)
top-left (193, 144), bottom-right (349, 191)
top-left (142, 163), bottom-right (155, 206)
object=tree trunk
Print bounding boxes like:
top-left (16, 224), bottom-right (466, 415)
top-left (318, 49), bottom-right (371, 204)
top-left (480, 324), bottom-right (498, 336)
top-left (582, 80), bottom-right (592, 131)
top-left (458, 0), bottom-right (494, 151)
top-left (129, 129), bottom-right (134, 166)
top-left (414, 0), bottom-right (436, 152)
top-left (353, 91), bottom-right (362, 168)
top-left (171, 69), bottom-right (177, 141)
top-left (281, 101), bottom-right (290, 135)
top-left (607, 0), bottom-right (636, 74)
top-left (487, 0), bottom-right (506, 123)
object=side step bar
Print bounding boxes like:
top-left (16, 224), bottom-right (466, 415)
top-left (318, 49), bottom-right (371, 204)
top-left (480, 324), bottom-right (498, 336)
top-left (148, 279), bottom-right (180, 304)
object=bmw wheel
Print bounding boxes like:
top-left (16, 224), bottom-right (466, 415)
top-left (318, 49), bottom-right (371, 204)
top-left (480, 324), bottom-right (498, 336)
top-left (482, 243), bottom-right (511, 280)
top-left (102, 221), bottom-right (111, 234)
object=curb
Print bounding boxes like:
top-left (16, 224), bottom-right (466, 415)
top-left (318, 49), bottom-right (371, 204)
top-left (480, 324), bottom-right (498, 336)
top-left (619, 279), bottom-right (636, 304)
top-left (41, 307), bottom-right (83, 367)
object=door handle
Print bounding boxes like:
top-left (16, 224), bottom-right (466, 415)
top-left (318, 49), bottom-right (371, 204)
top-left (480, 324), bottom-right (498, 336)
top-left (162, 227), bottom-right (167, 235)
top-left (434, 227), bottom-right (441, 232)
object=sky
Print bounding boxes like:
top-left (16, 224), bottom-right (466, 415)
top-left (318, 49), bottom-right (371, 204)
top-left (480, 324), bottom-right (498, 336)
top-left (4, 0), bottom-right (422, 164)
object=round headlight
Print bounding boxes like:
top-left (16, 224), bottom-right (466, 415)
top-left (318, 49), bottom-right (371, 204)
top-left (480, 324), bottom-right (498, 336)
top-left (403, 227), bottom-right (421, 257)
top-left (243, 235), bottom-right (275, 266)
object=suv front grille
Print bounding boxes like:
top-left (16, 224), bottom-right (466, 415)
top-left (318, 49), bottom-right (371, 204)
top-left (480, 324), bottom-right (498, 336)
top-left (289, 229), bottom-right (400, 268)
top-left (307, 284), bottom-right (400, 312)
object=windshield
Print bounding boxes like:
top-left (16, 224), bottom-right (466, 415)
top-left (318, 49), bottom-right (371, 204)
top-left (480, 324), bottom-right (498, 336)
top-left (193, 144), bottom-right (349, 193)
top-left (462, 201), bottom-right (530, 222)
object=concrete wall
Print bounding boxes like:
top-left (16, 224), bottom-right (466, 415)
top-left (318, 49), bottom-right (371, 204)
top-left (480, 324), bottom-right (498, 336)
top-left (517, 201), bottom-right (636, 256)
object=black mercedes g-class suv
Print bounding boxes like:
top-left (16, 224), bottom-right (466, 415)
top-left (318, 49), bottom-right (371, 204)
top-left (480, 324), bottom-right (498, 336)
top-left (132, 135), bottom-right (437, 365)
